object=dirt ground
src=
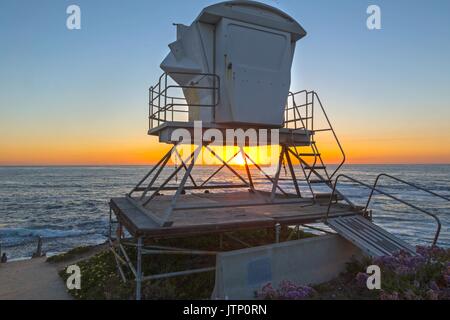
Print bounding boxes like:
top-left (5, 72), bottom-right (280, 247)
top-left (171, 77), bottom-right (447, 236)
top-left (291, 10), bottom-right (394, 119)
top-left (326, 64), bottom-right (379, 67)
top-left (0, 257), bottom-right (72, 300)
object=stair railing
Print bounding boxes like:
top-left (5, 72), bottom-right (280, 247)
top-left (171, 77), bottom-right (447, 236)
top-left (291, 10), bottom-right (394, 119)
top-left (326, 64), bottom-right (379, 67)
top-left (326, 174), bottom-right (443, 247)
top-left (285, 91), bottom-right (346, 180)
top-left (312, 92), bottom-right (346, 179)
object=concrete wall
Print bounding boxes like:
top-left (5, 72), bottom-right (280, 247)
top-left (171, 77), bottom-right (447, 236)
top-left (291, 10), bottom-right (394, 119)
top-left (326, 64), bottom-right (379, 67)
top-left (212, 235), bottom-right (364, 300)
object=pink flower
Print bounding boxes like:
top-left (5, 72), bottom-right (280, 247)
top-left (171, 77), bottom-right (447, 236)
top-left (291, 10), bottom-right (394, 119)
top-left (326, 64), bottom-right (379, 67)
top-left (257, 281), bottom-right (315, 300)
top-left (380, 291), bottom-right (399, 300)
top-left (355, 272), bottom-right (369, 287)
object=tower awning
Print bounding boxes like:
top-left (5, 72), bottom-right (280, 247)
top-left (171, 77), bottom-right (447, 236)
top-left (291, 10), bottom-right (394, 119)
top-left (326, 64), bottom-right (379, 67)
top-left (195, 0), bottom-right (307, 41)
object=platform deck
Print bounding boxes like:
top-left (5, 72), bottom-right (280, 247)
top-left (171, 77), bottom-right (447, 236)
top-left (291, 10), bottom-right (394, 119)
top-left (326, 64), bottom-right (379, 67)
top-left (110, 192), bottom-right (359, 238)
top-left (148, 121), bottom-right (312, 146)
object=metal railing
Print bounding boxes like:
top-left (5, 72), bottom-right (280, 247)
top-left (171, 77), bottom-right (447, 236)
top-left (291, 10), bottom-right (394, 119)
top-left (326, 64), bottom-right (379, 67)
top-left (326, 174), bottom-right (445, 246)
top-left (149, 72), bottom-right (220, 130)
top-left (285, 90), bottom-right (314, 131)
top-left (148, 76), bottom-right (345, 180)
top-left (285, 90), bottom-right (346, 179)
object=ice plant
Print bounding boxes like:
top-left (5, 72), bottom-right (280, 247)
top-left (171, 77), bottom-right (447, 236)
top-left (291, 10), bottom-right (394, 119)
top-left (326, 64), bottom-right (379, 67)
top-left (257, 280), bottom-right (316, 300)
top-left (340, 245), bottom-right (450, 300)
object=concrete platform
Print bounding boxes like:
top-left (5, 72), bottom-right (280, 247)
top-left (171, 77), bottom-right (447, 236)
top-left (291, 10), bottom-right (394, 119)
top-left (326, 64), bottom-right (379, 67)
top-left (110, 191), bottom-right (359, 238)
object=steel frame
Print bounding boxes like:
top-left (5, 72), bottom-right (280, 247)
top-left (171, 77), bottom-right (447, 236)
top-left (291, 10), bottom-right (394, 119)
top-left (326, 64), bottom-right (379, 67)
top-left (126, 140), bottom-right (339, 227)
top-left (325, 174), bottom-right (446, 246)
top-left (108, 211), bottom-right (294, 300)
top-left (109, 79), bottom-right (354, 299)
top-left (108, 222), bottom-right (217, 300)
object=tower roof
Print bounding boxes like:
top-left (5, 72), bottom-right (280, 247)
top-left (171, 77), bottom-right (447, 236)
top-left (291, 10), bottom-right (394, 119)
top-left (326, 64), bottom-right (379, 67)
top-left (195, 0), bottom-right (307, 41)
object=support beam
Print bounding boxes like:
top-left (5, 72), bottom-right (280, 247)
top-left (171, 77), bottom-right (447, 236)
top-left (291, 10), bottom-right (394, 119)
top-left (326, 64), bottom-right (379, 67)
top-left (241, 147), bottom-right (255, 191)
top-left (142, 149), bottom-right (197, 206)
top-left (139, 148), bottom-right (173, 200)
top-left (270, 146), bottom-right (285, 202)
top-left (129, 146), bottom-right (175, 197)
top-left (243, 151), bottom-right (288, 196)
top-left (161, 145), bottom-right (202, 224)
top-left (200, 150), bottom-right (241, 187)
top-left (205, 146), bottom-right (250, 187)
top-left (275, 223), bottom-right (281, 243)
top-left (142, 267), bottom-right (216, 282)
top-left (285, 148), bottom-right (302, 197)
top-left (133, 184), bottom-right (248, 192)
top-left (174, 147), bottom-right (197, 187)
top-left (287, 147), bottom-right (316, 199)
top-left (136, 237), bottom-right (143, 301)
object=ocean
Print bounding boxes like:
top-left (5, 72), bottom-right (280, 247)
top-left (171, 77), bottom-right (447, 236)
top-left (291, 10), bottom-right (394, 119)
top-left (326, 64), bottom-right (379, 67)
top-left (0, 165), bottom-right (449, 260)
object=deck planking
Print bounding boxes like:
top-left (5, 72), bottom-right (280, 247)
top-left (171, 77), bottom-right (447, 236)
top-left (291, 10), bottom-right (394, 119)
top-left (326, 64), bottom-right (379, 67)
top-left (110, 191), bottom-right (358, 238)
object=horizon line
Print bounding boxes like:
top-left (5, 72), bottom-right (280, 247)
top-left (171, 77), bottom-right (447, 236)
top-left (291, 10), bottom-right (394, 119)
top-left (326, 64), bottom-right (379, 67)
top-left (1, 163), bottom-right (450, 168)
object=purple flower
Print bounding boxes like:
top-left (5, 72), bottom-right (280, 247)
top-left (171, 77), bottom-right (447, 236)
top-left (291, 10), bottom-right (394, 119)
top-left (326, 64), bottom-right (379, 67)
top-left (257, 281), bottom-right (315, 300)
top-left (380, 291), bottom-right (400, 300)
top-left (355, 272), bottom-right (369, 287)
top-left (429, 281), bottom-right (439, 291)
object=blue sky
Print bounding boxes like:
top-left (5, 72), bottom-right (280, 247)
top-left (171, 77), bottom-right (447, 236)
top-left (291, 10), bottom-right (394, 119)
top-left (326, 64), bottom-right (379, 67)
top-left (0, 0), bottom-right (449, 164)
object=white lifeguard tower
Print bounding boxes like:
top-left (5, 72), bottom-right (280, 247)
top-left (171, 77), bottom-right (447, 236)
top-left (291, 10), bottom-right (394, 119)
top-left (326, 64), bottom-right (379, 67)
top-left (108, 1), bottom-right (444, 300)
top-left (132, 0), bottom-right (346, 226)
top-left (159, 0), bottom-right (305, 127)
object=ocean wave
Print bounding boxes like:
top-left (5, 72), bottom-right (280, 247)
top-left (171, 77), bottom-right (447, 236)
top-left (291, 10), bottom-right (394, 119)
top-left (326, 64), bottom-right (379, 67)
top-left (1, 165), bottom-right (448, 258)
top-left (0, 227), bottom-right (87, 240)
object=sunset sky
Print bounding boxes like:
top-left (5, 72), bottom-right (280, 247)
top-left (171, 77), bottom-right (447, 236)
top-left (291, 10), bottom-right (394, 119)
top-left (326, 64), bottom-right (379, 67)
top-left (1, 0), bottom-right (450, 165)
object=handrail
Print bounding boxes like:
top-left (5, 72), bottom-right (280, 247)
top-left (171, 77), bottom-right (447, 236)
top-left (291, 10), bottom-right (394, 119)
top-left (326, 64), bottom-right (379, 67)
top-left (312, 92), bottom-right (346, 179)
top-left (326, 174), bottom-right (443, 247)
top-left (284, 90), bottom-right (346, 179)
top-left (365, 174), bottom-right (450, 211)
top-left (149, 72), bottom-right (220, 129)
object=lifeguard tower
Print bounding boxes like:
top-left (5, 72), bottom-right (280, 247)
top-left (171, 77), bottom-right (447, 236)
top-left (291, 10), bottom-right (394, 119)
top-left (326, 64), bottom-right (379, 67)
top-left (108, 1), bottom-right (444, 300)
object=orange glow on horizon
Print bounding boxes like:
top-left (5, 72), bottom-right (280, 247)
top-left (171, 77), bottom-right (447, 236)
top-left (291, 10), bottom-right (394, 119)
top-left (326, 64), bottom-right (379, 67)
top-left (1, 124), bottom-right (449, 166)
top-left (1, 139), bottom-right (449, 166)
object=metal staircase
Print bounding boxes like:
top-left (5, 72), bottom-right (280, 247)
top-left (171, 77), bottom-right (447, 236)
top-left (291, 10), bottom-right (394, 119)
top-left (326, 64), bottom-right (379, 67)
top-left (283, 90), bottom-right (345, 199)
top-left (324, 174), bottom-right (447, 256)
top-left (327, 215), bottom-right (418, 257)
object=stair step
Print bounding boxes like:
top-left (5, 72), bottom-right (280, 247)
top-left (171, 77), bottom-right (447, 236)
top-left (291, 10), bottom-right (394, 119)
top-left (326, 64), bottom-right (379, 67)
top-left (309, 179), bottom-right (331, 184)
top-left (327, 215), bottom-right (417, 257)
top-left (297, 153), bottom-right (320, 157)
top-left (314, 193), bottom-right (343, 201)
top-left (304, 166), bottom-right (326, 170)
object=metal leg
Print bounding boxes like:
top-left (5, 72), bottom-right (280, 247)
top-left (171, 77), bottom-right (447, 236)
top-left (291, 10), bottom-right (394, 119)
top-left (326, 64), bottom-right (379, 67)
top-left (108, 207), bottom-right (112, 240)
top-left (241, 147), bottom-right (255, 191)
top-left (205, 145), bottom-right (250, 187)
top-left (130, 145), bottom-right (176, 197)
top-left (142, 148), bottom-right (197, 206)
top-left (136, 237), bottom-right (143, 301)
top-left (287, 147), bottom-right (316, 200)
top-left (275, 223), bottom-right (281, 243)
top-left (161, 145), bottom-right (202, 224)
top-left (174, 147), bottom-right (197, 187)
top-left (270, 146), bottom-right (285, 202)
top-left (200, 150), bottom-right (241, 187)
top-left (243, 151), bottom-right (288, 196)
top-left (139, 147), bottom-right (174, 200)
top-left (285, 148), bottom-right (302, 198)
